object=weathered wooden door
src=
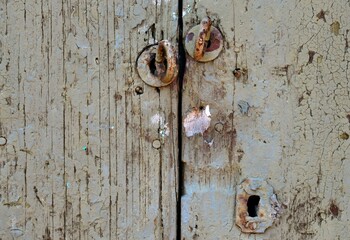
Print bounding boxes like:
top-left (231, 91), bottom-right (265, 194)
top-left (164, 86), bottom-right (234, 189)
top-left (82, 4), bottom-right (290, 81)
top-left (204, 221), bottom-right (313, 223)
top-left (1, 0), bottom-right (349, 239)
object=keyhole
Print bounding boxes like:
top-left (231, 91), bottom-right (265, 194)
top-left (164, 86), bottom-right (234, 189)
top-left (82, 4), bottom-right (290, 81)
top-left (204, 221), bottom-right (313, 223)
top-left (149, 53), bottom-right (157, 75)
top-left (247, 195), bottom-right (260, 217)
top-left (149, 53), bottom-right (167, 76)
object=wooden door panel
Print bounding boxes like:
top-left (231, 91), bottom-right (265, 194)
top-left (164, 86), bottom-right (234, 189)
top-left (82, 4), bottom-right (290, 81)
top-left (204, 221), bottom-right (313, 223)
top-left (181, 0), bottom-right (350, 239)
top-left (181, 0), bottom-right (238, 239)
top-left (0, 1), bottom-right (178, 239)
top-left (1, 0), bottom-right (349, 239)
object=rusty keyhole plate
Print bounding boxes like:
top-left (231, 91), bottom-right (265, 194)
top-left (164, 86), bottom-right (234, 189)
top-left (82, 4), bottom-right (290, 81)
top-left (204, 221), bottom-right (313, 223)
top-left (236, 178), bottom-right (282, 233)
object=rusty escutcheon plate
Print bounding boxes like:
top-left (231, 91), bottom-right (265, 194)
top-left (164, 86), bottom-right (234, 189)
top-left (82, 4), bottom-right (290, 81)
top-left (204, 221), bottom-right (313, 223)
top-left (236, 178), bottom-right (282, 233)
top-left (136, 41), bottom-right (178, 88)
top-left (185, 21), bottom-right (223, 62)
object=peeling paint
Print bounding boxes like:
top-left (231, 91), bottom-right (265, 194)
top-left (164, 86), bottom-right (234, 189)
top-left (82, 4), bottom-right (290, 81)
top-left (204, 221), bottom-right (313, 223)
top-left (182, 5), bottom-right (192, 17)
top-left (151, 114), bottom-right (164, 125)
top-left (237, 100), bottom-right (250, 115)
top-left (1, 0), bottom-right (349, 239)
top-left (151, 0), bottom-right (171, 6)
top-left (204, 138), bottom-right (214, 147)
top-left (151, 113), bottom-right (170, 138)
top-left (183, 105), bottom-right (211, 137)
top-left (330, 21), bottom-right (340, 36)
top-left (10, 217), bottom-right (23, 238)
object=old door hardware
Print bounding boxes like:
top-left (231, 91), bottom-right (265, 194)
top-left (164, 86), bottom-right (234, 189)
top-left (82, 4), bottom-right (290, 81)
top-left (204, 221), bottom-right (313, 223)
top-left (233, 68), bottom-right (241, 78)
top-left (0, 136), bottom-right (7, 146)
top-left (136, 40), bottom-right (178, 87)
top-left (135, 86), bottom-right (144, 95)
top-left (236, 178), bottom-right (282, 233)
top-left (185, 17), bottom-right (223, 62)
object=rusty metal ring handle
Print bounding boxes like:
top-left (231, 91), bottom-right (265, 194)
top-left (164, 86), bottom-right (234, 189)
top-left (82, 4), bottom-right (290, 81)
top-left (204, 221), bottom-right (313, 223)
top-left (185, 16), bottom-right (223, 62)
top-left (155, 40), bottom-right (178, 84)
top-left (136, 40), bottom-right (178, 87)
top-left (194, 17), bottom-right (212, 61)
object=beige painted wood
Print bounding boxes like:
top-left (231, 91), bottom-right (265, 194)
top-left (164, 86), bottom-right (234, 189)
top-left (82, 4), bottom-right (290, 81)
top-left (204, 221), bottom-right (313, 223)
top-left (0, 0), bottom-right (178, 239)
top-left (1, 0), bottom-right (350, 239)
top-left (181, 0), bottom-right (350, 239)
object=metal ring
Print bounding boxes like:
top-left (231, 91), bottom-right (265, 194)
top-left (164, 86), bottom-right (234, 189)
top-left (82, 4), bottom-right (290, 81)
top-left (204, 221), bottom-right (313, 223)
top-left (185, 17), bottom-right (224, 62)
top-left (194, 17), bottom-right (212, 61)
top-left (137, 40), bottom-right (178, 87)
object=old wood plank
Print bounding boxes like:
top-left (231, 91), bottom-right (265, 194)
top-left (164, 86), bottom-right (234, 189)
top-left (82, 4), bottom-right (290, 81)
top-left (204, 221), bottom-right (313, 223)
top-left (0, 0), bottom-right (28, 239)
top-left (104, 1), bottom-right (117, 237)
top-left (0, 0), bottom-right (179, 239)
top-left (48, 0), bottom-right (66, 238)
top-left (181, 0), bottom-right (350, 239)
top-left (16, 0), bottom-right (47, 238)
top-left (0, 0), bottom-right (66, 239)
top-left (181, 0), bottom-right (238, 239)
top-left (23, 0), bottom-right (54, 238)
top-left (63, 0), bottom-right (92, 238)
top-left (233, 1), bottom-right (350, 239)
top-left (112, 1), bottom-right (179, 238)
top-left (97, 0), bottom-right (112, 239)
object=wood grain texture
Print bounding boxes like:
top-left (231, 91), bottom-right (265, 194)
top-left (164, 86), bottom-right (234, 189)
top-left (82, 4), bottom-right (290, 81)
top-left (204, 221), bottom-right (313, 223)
top-left (181, 1), bottom-right (239, 239)
top-left (0, 0), bottom-right (178, 239)
top-left (1, 0), bottom-right (350, 239)
top-left (181, 0), bottom-right (350, 239)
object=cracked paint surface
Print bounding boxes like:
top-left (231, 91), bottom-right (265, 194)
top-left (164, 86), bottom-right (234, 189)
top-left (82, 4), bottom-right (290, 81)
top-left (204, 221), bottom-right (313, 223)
top-left (0, 0), bottom-right (178, 239)
top-left (0, 0), bottom-right (349, 239)
top-left (181, 0), bottom-right (350, 239)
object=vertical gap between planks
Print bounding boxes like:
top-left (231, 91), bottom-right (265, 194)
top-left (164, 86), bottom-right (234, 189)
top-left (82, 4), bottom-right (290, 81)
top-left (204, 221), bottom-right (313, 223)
top-left (61, 0), bottom-right (67, 238)
top-left (177, 0), bottom-right (186, 239)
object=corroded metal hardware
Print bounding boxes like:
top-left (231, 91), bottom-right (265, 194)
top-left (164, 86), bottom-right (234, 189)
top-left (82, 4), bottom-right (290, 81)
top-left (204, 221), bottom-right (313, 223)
top-left (136, 40), bottom-right (178, 87)
top-left (233, 68), bottom-right (241, 78)
top-left (236, 178), bottom-right (282, 233)
top-left (135, 86), bottom-right (144, 95)
top-left (185, 17), bottom-right (223, 62)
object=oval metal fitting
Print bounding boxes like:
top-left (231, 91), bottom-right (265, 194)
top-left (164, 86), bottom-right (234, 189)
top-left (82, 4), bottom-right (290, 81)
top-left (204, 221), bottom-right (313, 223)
top-left (0, 136), bottom-right (7, 146)
top-left (185, 17), bottom-right (223, 62)
top-left (136, 40), bottom-right (178, 87)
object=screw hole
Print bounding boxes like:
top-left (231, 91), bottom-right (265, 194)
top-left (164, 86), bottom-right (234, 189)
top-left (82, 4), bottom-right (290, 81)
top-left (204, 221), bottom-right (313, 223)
top-left (233, 68), bottom-right (241, 78)
top-left (247, 195), bottom-right (260, 217)
top-left (135, 86), bottom-right (144, 95)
